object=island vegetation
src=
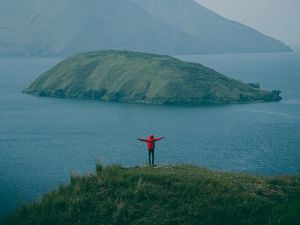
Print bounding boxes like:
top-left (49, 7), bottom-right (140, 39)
top-left (24, 50), bottom-right (281, 105)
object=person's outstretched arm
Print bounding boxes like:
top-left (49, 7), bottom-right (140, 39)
top-left (154, 137), bottom-right (165, 141)
top-left (137, 138), bottom-right (146, 142)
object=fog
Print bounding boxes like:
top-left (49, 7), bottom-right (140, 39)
top-left (195, 0), bottom-right (300, 47)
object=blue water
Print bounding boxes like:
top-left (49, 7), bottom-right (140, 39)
top-left (0, 52), bottom-right (300, 218)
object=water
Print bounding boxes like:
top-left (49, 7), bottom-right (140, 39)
top-left (0, 52), bottom-right (300, 218)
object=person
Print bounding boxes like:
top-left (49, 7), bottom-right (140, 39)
top-left (137, 134), bottom-right (165, 165)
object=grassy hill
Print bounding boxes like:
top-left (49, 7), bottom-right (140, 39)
top-left (23, 50), bottom-right (281, 105)
top-left (2, 164), bottom-right (299, 225)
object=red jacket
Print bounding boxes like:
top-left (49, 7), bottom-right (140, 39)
top-left (138, 135), bottom-right (164, 150)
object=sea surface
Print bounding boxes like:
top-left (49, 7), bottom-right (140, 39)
top-left (1, 52), bottom-right (300, 217)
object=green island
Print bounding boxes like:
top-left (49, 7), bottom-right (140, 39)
top-left (23, 50), bottom-right (281, 105)
top-left (2, 164), bottom-right (299, 225)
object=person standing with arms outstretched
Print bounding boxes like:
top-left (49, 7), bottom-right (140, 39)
top-left (137, 134), bottom-right (165, 166)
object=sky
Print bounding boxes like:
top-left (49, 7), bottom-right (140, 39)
top-left (195, 0), bottom-right (300, 47)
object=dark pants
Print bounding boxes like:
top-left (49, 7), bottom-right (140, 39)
top-left (148, 149), bottom-right (154, 165)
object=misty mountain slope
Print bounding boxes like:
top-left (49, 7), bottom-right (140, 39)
top-left (130, 0), bottom-right (291, 53)
top-left (0, 0), bottom-right (291, 56)
top-left (3, 0), bottom-right (207, 56)
top-left (0, 0), bottom-right (50, 55)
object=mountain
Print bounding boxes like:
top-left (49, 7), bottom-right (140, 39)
top-left (130, 0), bottom-right (291, 53)
top-left (2, 164), bottom-right (300, 225)
top-left (23, 50), bottom-right (281, 105)
top-left (0, 0), bottom-right (291, 56)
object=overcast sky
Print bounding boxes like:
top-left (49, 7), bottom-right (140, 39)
top-left (195, 0), bottom-right (300, 47)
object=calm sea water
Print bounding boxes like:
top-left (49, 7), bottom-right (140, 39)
top-left (0, 52), bottom-right (300, 217)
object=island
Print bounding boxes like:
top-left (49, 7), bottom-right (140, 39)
top-left (23, 50), bottom-right (281, 105)
top-left (2, 164), bottom-right (299, 225)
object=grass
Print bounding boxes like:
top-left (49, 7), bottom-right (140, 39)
top-left (23, 50), bottom-right (281, 105)
top-left (1, 164), bottom-right (299, 225)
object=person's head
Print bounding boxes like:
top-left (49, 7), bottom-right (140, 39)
top-left (149, 134), bottom-right (154, 139)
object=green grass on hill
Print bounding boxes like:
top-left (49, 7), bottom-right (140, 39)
top-left (2, 164), bottom-right (299, 225)
top-left (23, 50), bottom-right (282, 105)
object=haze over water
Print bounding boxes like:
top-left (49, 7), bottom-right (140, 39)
top-left (0, 52), bottom-right (300, 217)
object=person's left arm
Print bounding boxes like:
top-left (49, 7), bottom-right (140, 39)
top-left (154, 137), bottom-right (165, 141)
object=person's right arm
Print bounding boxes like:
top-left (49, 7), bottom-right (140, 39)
top-left (137, 138), bottom-right (146, 142)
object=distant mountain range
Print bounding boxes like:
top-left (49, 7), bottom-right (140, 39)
top-left (0, 0), bottom-right (291, 56)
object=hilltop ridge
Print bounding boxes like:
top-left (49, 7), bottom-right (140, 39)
top-left (2, 164), bottom-right (299, 225)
